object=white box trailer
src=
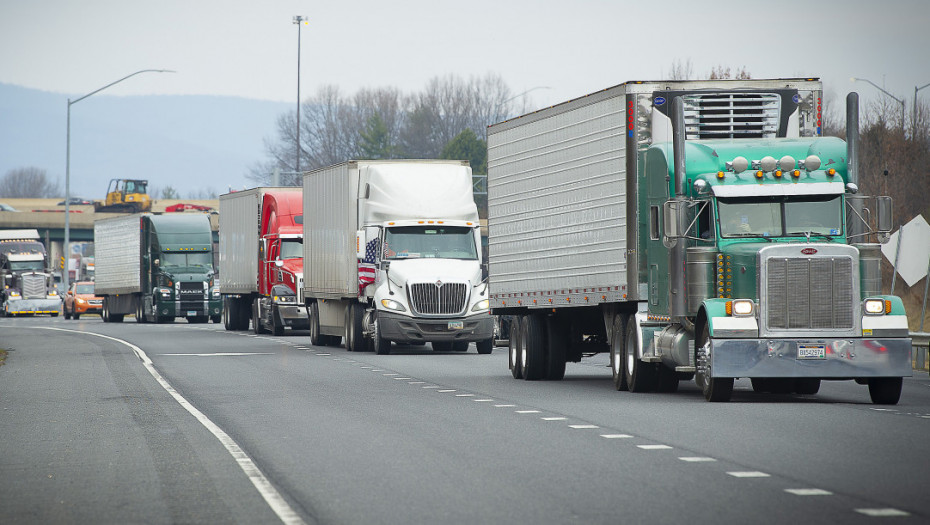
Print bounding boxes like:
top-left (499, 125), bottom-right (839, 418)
top-left (302, 160), bottom-right (494, 354)
top-left (94, 214), bottom-right (144, 295)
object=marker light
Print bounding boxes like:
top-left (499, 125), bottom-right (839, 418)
top-left (826, 168), bottom-right (836, 177)
top-left (864, 299), bottom-right (885, 315)
top-left (773, 170), bottom-right (782, 178)
top-left (756, 170), bottom-right (764, 179)
top-left (717, 171), bottom-right (725, 179)
top-left (792, 169), bottom-right (801, 178)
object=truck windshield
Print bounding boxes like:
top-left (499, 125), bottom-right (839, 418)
top-left (280, 239), bottom-right (302, 259)
top-left (10, 261), bottom-right (44, 271)
top-left (383, 226), bottom-right (477, 260)
top-left (718, 196), bottom-right (842, 238)
top-left (161, 252), bottom-right (213, 270)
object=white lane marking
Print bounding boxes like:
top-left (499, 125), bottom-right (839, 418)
top-left (542, 417), bottom-right (567, 421)
top-left (869, 408), bottom-right (897, 412)
top-left (600, 434), bottom-right (633, 439)
top-left (495, 404), bottom-right (516, 408)
top-left (422, 386), bottom-right (440, 389)
top-left (679, 457), bottom-right (717, 462)
top-left (637, 444), bottom-right (673, 450)
top-left (382, 373), bottom-right (399, 376)
top-left (37, 328), bottom-right (304, 525)
top-left (393, 377), bottom-right (412, 380)
top-left (855, 508), bottom-right (910, 517)
top-left (473, 399), bottom-right (494, 402)
top-left (316, 353), bottom-right (331, 356)
top-left (359, 366), bottom-right (373, 369)
top-left (408, 381), bottom-right (425, 385)
top-left (569, 425), bottom-right (599, 429)
top-left (727, 471), bottom-right (770, 478)
top-left (160, 353), bottom-right (274, 357)
top-left (516, 410), bottom-right (541, 414)
top-left (437, 389), bottom-right (457, 393)
top-left (785, 488), bottom-right (832, 496)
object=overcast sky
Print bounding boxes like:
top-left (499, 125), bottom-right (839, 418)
top-left (2, 0), bottom-right (929, 116)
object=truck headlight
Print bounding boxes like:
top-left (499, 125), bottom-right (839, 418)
top-left (274, 294), bottom-right (296, 304)
top-left (9, 291), bottom-right (20, 298)
top-left (727, 299), bottom-right (754, 317)
top-left (157, 287), bottom-right (172, 298)
top-left (864, 298), bottom-right (888, 315)
top-left (211, 288), bottom-right (220, 299)
top-left (381, 298), bottom-right (407, 312)
top-left (471, 299), bottom-right (490, 312)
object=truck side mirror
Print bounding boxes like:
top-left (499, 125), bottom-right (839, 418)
top-left (876, 196), bottom-right (893, 233)
top-left (663, 200), bottom-right (683, 239)
top-left (274, 260), bottom-right (284, 268)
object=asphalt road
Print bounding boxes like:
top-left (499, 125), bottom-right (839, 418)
top-left (2, 315), bottom-right (928, 524)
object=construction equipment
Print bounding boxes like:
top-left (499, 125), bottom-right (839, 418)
top-left (93, 178), bottom-right (152, 213)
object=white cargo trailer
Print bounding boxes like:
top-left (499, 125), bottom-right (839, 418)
top-left (302, 160), bottom-right (494, 354)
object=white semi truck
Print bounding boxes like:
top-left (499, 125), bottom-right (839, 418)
top-left (302, 160), bottom-right (494, 354)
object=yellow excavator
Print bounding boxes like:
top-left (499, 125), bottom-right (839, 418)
top-left (93, 178), bottom-right (153, 213)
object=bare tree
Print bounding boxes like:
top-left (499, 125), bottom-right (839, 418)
top-left (708, 65), bottom-right (751, 80)
top-left (0, 167), bottom-right (60, 198)
top-left (667, 58), bottom-right (694, 80)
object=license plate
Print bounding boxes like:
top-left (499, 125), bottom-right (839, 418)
top-left (448, 321), bottom-right (464, 330)
top-left (797, 344), bottom-right (826, 360)
top-left (187, 311), bottom-right (197, 316)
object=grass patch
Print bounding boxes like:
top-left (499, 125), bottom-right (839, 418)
top-left (0, 349), bottom-right (6, 367)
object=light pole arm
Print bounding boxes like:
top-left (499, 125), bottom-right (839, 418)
top-left (69, 69), bottom-right (176, 107)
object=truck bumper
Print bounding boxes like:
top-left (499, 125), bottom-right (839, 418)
top-left (5, 299), bottom-right (61, 315)
top-left (160, 299), bottom-right (223, 318)
top-left (709, 338), bottom-right (912, 378)
top-left (277, 304), bottom-right (309, 328)
top-left (378, 311), bottom-right (494, 343)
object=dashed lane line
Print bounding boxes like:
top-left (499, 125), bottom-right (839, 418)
top-left (727, 471), bottom-right (771, 478)
top-left (855, 508), bottom-right (910, 517)
top-left (785, 489), bottom-right (833, 496)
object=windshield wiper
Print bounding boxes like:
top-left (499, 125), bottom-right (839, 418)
top-left (787, 231), bottom-right (835, 241)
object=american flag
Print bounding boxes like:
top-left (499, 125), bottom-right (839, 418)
top-left (358, 238), bottom-right (378, 290)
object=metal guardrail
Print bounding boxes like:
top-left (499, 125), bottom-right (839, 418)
top-left (912, 332), bottom-right (929, 372)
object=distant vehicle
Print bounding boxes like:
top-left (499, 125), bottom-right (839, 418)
top-left (0, 229), bottom-right (61, 316)
top-left (63, 281), bottom-right (102, 319)
top-left (165, 203), bottom-right (215, 213)
top-left (58, 197), bottom-right (93, 205)
top-left (93, 178), bottom-right (152, 213)
top-left (94, 213), bottom-right (221, 323)
top-left (0, 203), bottom-right (18, 212)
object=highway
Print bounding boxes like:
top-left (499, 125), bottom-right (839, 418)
top-left (2, 315), bottom-right (928, 524)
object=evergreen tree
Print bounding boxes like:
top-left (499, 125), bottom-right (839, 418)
top-left (440, 128), bottom-right (487, 174)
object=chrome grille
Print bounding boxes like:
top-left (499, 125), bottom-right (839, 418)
top-left (766, 256), bottom-right (854, 330)
top-left (22, 274), bottom-right (46, 299)
top-left (409, 282), bottom-right (468, 315)
top-left (683, 93), bottom-right (780, 139)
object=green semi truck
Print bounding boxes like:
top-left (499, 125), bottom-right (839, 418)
top-left (94, 213), bottom-right (221, 323)
top-left (488, 79), bottom-right (911, 403)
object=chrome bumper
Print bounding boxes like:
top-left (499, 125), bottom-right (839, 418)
top-left (709, 338), bottom-right (912, 378)
top-left (379, 311), bottom-right (494, 343)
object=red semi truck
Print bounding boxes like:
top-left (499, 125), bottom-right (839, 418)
top-left (219, 187), bottom-right (309, 335)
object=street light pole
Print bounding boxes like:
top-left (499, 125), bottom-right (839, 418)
top-left (851, 77), bottom-right (906, 129)
top-left (293, 15), bottom-right (308, 175)
top-left (64, 69), bottom-right (174, 295)
top-left (914, 81), bottom-right (930, 136)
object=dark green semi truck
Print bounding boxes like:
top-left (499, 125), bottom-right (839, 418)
top-left (94, 213), bottom-right (221, 323)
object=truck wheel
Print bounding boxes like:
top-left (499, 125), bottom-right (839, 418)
top-left (522, 314), bottom-right (547, 380)
top-left (656, 365), bottom-right (680, 393)
top-left (270, 306), bottom-right (284, 336)
top-left (868, 377), bottom-right (902, 405)
top-left (346, 303), bottom-right (364, 351)
top-left (64, 307), bottom-right (71, 320)
top-left (610, 314), bottom-right (628, 391)
top-left (101, 300), bottom-right (109, 322)
top-left (696, 324), bottom-right (733, 402)
top-left (624, 319), bottom-right (656, 392)
top-left (476, 339), bottom-right (493, 355)
top-left (309, 302), bottom-right (322, 346)
top-left (373, 317), bottom-right (391, 355)
top-left (72, 312), bottom-right (80, 320)
top-left (509, 316), bottom-right (524, 379)
top-left (544, 315), bottom-right (567, 380)
top-left (252, 301), bottom-right (267, 334)
top-left (211, 315), bottom-right (222, 324)
top-left (223, 298), bottom-right (235, 329)
top-left (794, 378), bottom-right (821, 395)
top-left (136, 299), bottom-right (148, 323)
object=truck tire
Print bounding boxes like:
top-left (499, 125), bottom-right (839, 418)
top-left (373, 317), bottom-right (391, 355)
top-left (309, 302), bottom-right (322, 346)
top-left (223, 298), bottom-right (235, 330)
top-left (610, 314), bottom-right (628, 391)
top-left (345, 303), bottom-right (364, 351)
top-left (476, 339), bottom-right (493, 355)
top-left (544, 316), bottom-right (567, 380)
top-left (624, 319), bottom-right (656, 392)
top-left (696, 324), bottom-right (733, 402)
top-left (270, 305), bottom-right (284, 336)
top-left (868, 377), bottom-right (902, 405)
top-left (211, 314), bottom-right (222, 324)
top-left (509, 316), bottom-right (524, 379)
top-left (101, 299), bottom-right (109, 322)
top-left (64, 305), bottom-right (71, 320)
top-left (252, 300), bottom-right (267, 334)
top-left (522, 314), bottom-right (547, 381)
top-left (656, 365), bottom-right (680, 393)
top-left (135, 298), bottom-right (147, 323)
top-left (72, 312), bottom-right (81, 320)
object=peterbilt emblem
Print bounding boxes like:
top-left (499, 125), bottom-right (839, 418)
top-left (801, 248), bottom-right (818, 255)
